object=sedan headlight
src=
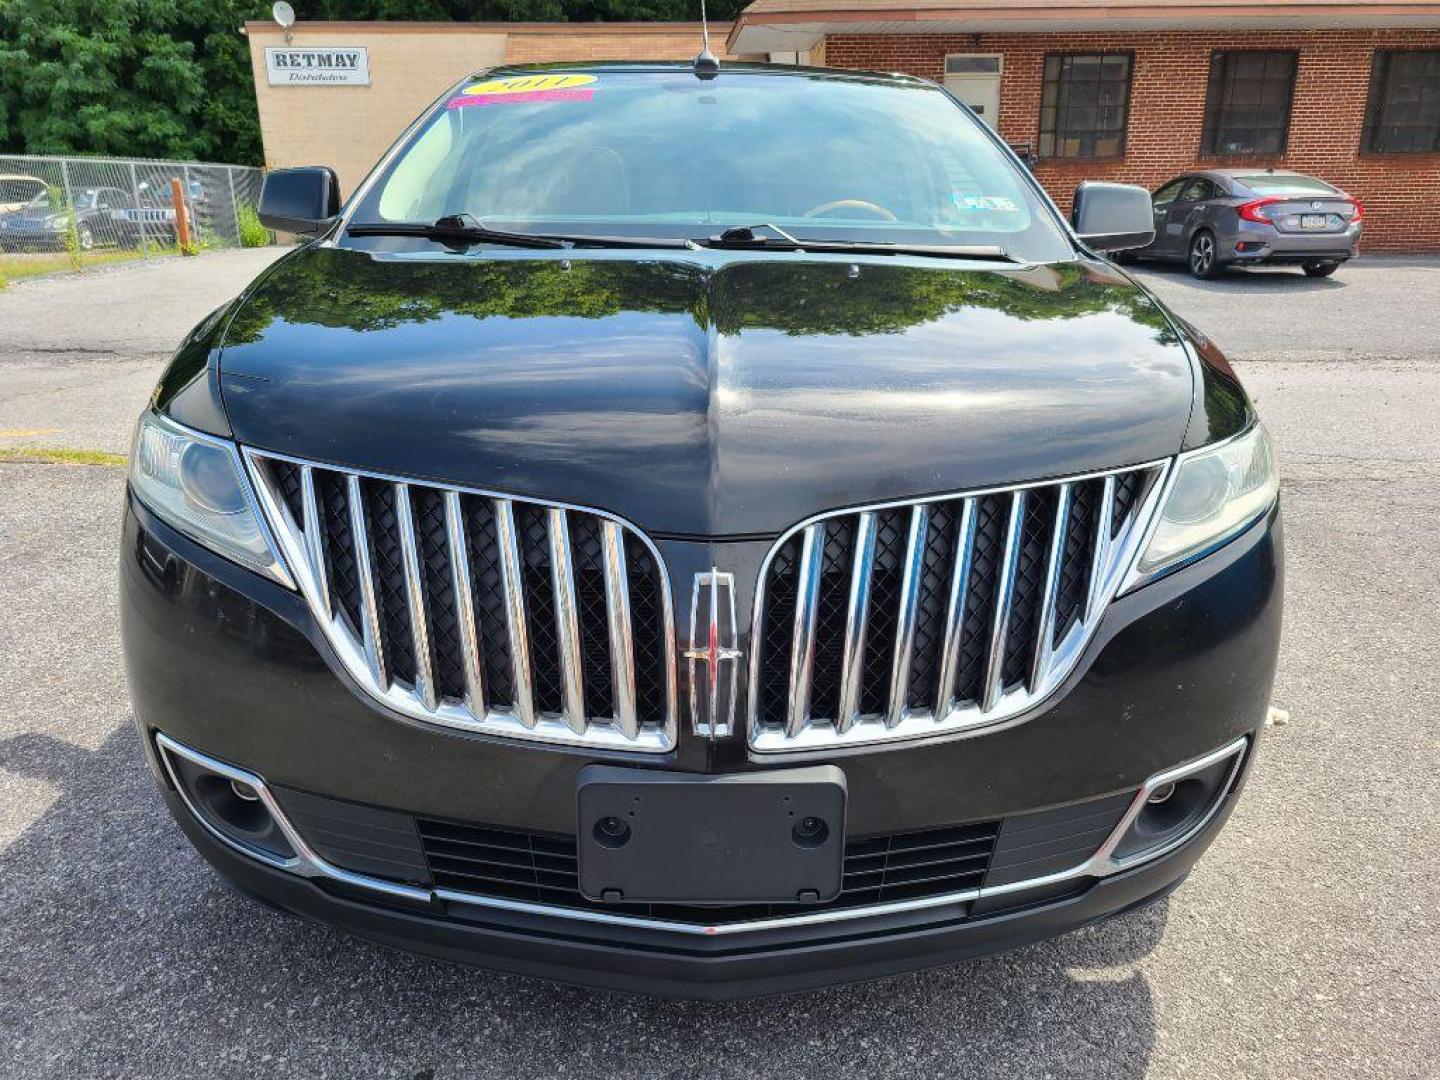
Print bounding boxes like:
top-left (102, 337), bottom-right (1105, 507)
top-left (1132, 424), bottom-right (1278, 581)
top-left (129, 412), bottom-right (293, 587)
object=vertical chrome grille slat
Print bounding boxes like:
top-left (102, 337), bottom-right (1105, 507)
top-left (784, 524), bottom-right (825, 738)
top-left (835, 511), bottom-right (877, 734)
top-left (1030, 483), bottom-right (1072, 692)
top-left (1086, 475), bottom-right (1117, 623)
top-left (983, 491), bottom-right (1026, 712)
top-left (886, 505), bottom-right (929, 729)
top-left (346, 474), bottom-right (387, 688)
top-left (601, 522), bottom-right (639, 740)
top-left (494, 499), bottom-right (537, 730)
top-left (298, 465), bottom-right (331, 618)
top-left (393, 483), bottom-right (437, 711)
top-left (444, 491), bottom-right (485, 715)
top-left (547, 508), bottom-right (586, 735)
top-left (934, 497), bottom-right (977, 719)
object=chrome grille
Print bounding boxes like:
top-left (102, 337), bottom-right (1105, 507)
top-left (748, 463), bottom-right (1168, 752)
top-left (245, 451), bottom-right (677, 751)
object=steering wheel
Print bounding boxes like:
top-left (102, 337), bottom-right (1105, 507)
top-left (802, 198), bottom-right (898, 222)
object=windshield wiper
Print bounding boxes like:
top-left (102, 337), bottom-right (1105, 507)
top-left (347, 214), bottom-right (692, 251)
top-left (700, 224), bottom-right (1017, 262)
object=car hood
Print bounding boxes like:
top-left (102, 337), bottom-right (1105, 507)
top-left (218, 244), bottom-right (1192, 537)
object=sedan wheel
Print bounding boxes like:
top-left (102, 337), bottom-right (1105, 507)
top-left (1188, 231), bottom-right (1221, 279)
top-left (1303, 261), bottom-right (1339, 278)
top-left (77, 224), bottom-right (95, 251)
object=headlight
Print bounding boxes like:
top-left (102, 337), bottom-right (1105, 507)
top-left (129, 412), bottom-right (293, 587)
top-left (1132, 424), bottom-right (1278, 581)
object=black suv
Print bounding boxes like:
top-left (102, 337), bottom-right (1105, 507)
top-left (121, 63), bottom-right (1282, 999)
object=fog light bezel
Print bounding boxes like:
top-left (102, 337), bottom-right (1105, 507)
top-left (153, 732), bottom-right (431, 903)
top-left (155, 732), bottom-right (304, 872)
top-left (1094, 736), bottom-right (1249, 875)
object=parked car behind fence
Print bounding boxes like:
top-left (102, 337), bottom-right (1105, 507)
top-left (0, 154), bottom-right (265, 256)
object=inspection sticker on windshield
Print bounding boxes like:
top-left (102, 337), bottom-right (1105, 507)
top-left (952, 194), bottom-right (1020, 213)
top-left (448, 74), bottom-right (597, 108)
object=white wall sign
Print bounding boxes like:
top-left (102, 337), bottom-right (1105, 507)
top-left (265, 46), bottom-right (370, 86)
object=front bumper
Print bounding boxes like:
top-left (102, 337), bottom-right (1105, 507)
top-left (0, 228), bottom-right (66, 249)
top-left (162, 760), bottom-right (1245, 999)
top-left (122, 490), bottom-right (1282, 996)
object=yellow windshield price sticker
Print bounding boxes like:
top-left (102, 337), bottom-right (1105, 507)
top-left (448, 73), bottom-right (598, 107)
top-left (460, 74), bottom-right (597, 97)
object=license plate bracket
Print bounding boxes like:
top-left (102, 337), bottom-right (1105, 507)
top-left (576, 764), bottom-right (846, 905)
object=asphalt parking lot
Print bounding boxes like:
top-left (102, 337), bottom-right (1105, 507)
top-left (2, 251), bottom-right (1437, 1078)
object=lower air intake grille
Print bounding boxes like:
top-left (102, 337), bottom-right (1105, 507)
top-left (749, 463), bottom-right (1166, 751)
top-left (273, 787), bottom-right (1139, 930)
top-left (418, 817), bottom-right (1003, 925)
top-left (246, 452), bottom-right (677, 751)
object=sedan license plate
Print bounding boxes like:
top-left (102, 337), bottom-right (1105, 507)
top-left (1301, 213), bottom-right (1328, 230)
top-left (577, 764), bottom-right (846, 904)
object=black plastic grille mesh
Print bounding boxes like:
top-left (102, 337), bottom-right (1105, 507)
top-left (316, 470), bottom-right (363, 635)
top-left (1001, 487), bottom-right (1057, 690)
top-left (516, 504), bottom-right (563, 716)
top-left (462, 496), bottom-right (514, 708)
top-left (413, 487), bottom-right (465, 701)
top-left (907, 501), bottom-right (957, 711)
top-left (808, 517), bottom-right (855, 722)
top-left (624, 534), bottom-right (668, 728)
top-left (1112, 470), bottom-right (1146, 537)
top-left (858, 509), bottom-right (908, 717)
top-left (570, 515), bottom-right (614, 721)
top-left (363, 480), bottom-right (416, 686)
top-left (758, 537), bottom-right (800, 728)
top-left (1054, 479), bottom-right (1100, 645)
top-left (271, 460), bottom-right (303, 523)
top-left (953, 493), bottom-right (1008, 706)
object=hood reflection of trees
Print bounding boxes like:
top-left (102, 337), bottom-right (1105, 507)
top-left (224, 246), bottom-right (1180, 347)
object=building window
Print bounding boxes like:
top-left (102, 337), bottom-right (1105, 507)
top-left (1200, 50), bottom-right (1297, 156)
top-left (1039, 53), bottom-right (1133, 159)
top-left (1363, 50), bottom-right (1440, 153)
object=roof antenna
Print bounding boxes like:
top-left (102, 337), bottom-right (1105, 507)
top-left (693, 0), bottom-right (720, 79)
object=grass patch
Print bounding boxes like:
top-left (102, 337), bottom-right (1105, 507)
top-left (237, 203), bottom-right (273, 248)
top-left (0, 246), bottom-right (181, 285)
top-left (0, 447), bottom-right (127, 467)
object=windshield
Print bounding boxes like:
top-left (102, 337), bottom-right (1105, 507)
top-left (1237, 174), bottom-right (1338, 196)
top-left (349, 69), bottom-right (1073, 262)
top-left (25, 190), bottom-right (99, 212)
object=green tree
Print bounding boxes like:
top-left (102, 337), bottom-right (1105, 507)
top-left (0, 0), bottom-right (745, 166)
top-left (0, 0), bottom-right (268, 161)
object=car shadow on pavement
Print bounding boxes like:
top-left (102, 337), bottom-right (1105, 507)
top-left (1, 724), bottom-right (1164, 1079)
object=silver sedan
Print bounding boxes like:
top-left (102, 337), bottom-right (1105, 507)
top-left (1131, 169), bottom-right (1363, 279)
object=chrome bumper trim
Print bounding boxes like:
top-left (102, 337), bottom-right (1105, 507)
top-left (156, 732), bottom-right (1249, 938)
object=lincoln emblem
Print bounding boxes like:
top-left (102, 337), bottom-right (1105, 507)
top-left (684, 569), bottom-right (741, 739)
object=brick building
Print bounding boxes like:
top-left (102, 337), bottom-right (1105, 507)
top-left (729, 0), bottom-right (1440, 250)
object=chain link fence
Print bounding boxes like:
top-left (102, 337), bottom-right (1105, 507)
top-left (0, 154), bottom-right (268, 267)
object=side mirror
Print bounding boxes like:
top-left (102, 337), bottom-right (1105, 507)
top-left (1071, 181), bottom-right (1155, 251)
top-left (258, 166), bottom-right (341, 234)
